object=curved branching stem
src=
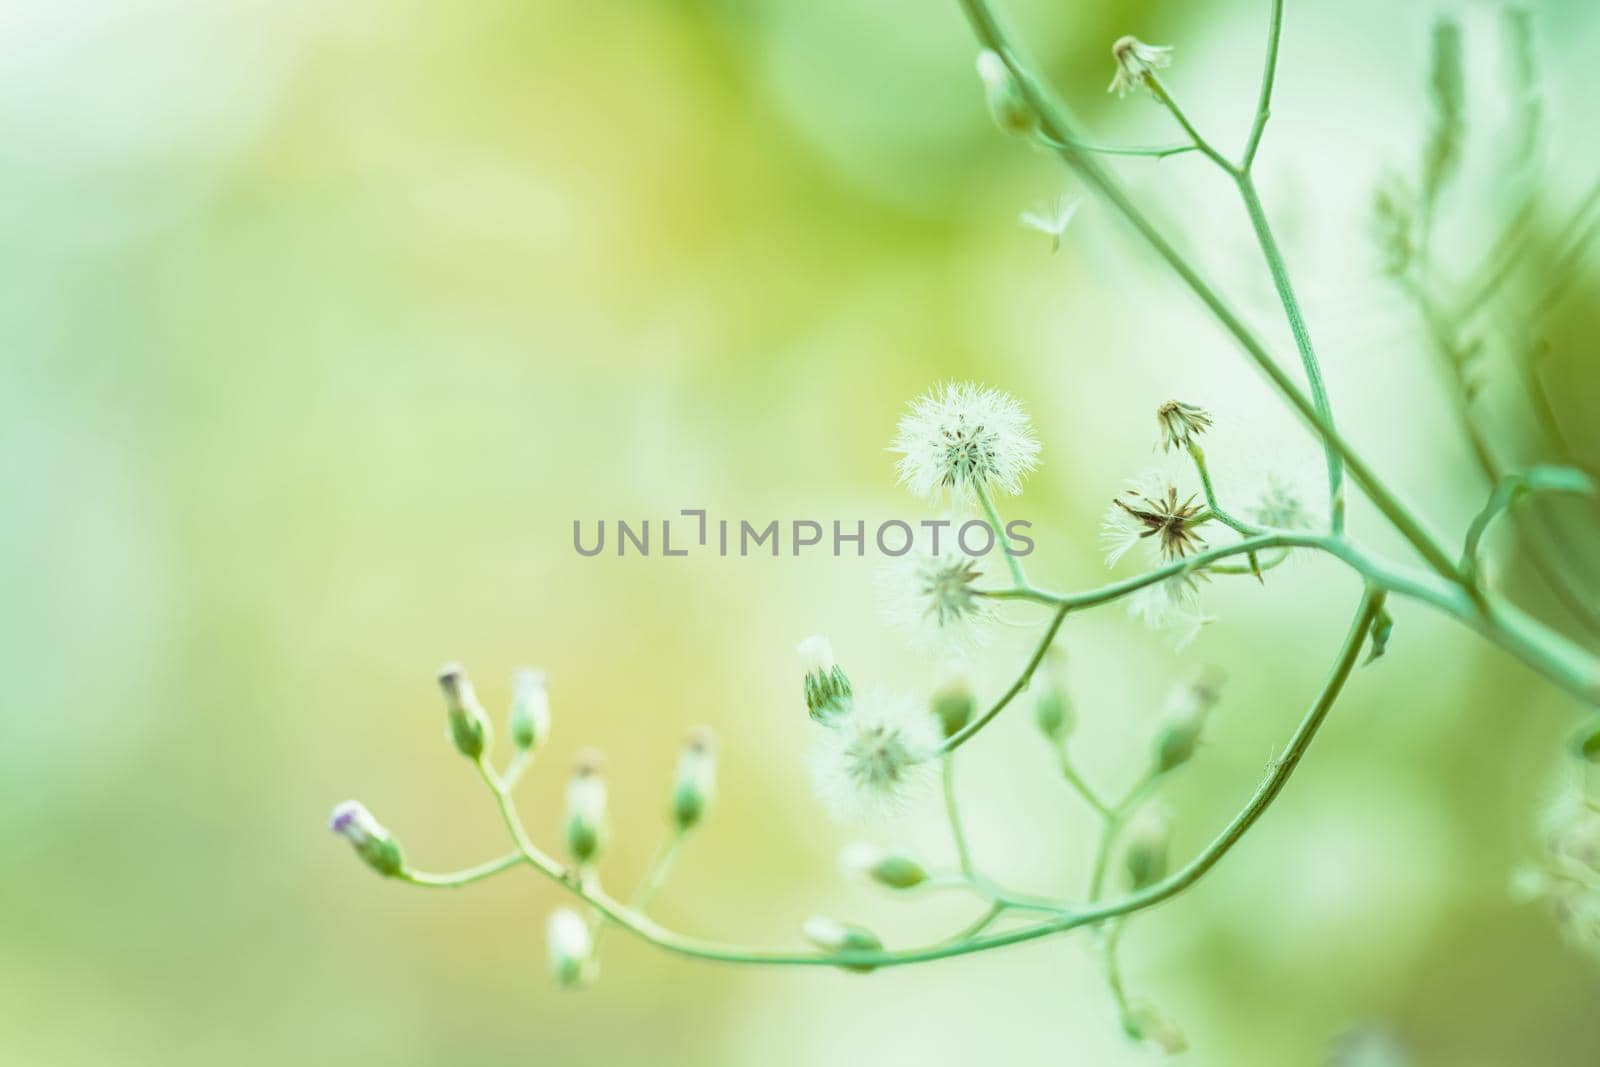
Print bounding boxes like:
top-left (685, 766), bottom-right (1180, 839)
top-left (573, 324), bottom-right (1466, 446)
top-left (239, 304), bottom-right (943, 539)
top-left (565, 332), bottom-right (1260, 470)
top-left (390, 588), bottom-right (1384, 972)
top-left (1036, 132), bottom-right (1196, 160)
top-left (959, 2), bottom-right (1449, 580)
top-left (401, 853), bottom-right (523, 889)
top-left (1241, 0), bottom-right (1286, 169)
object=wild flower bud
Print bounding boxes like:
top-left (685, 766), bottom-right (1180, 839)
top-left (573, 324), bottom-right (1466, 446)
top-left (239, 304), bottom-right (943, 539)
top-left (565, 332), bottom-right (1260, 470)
top-left (1571, 723), bottom-right (1600, 765)
top-left (565, 749), bottom-right (609, 865)
top-left (1155, 400), bottom-right (1212, 453)
top-left (1108, 36), bottom-right (1173, 98)
top-left (509, 667), bottom-right (551, 752)
top-left (329, 800), bottom-right (404, 878)
top-left (975, 50), bottom-right (1036, 136)
top-left (802, 916), bottom-right (882, 972)
top-left (1122, 1000), bottom-right (1188, 1055)
top-left (1152, 669), bottom-right (1222, 774)
top-left (672, 727), bottom-right (717, 832)
top-left (840, 843), bottom-right (929, 890)
top-left (929, 669), bottom-right (975, 739)
top-left (546, 907), bottom-right (594, 988)
top-left (437, 662), bottom-right (491, 760)
top-left (798, 634), bottom-right (853, 722)
top-left (1034, 648), bottom-right (1073, 742)
top-left (1123, 807), bottom-right (1171, 890)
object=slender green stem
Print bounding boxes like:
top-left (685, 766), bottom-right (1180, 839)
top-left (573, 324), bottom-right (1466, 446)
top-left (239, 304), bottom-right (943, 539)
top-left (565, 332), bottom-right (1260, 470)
top-left (1089, 769), bottom-right (1161, 902)
top-left (943, 757), bottom-right (978, 876)
top-left (1103, 921), bottom-right (1135, 1026)
top-left (632, 835), bottom-right (684, 913)
top-left (1241, 0), bottom-right (1286, 168)
top-left (1187, 443), bottom-right (1264, 536)
top-left (939, 601), bottom-right (1069, 754)
top-left (975, 481), bottom-right (1027, 588)
top-left (1036, 132), bottom-right (1196, 160)
top-left (948, 902), bottom-right (1006, 943)
top-left (400, 853), bottom-right (523, 889)
top-left (1235, 171), bottom-right (1346, 533)
top-left (945, 755), bottom-right (1070, 913)
top-left (958, 6), bottom-right (1456, 581)
top-left (396, 588), bottom-right (1409, 970)
top-left (502, 748), bottom-right (533, 790)
top-left (1145, 76), bottom-right (1234, 173)
top-left (1056, 744), bottom-right (1113, 818)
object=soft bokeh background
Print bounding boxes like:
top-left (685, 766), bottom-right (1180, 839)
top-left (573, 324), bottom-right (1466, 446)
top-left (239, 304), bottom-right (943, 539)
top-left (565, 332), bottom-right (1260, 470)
top-left (5, 0), bottom-right (1600, 1063)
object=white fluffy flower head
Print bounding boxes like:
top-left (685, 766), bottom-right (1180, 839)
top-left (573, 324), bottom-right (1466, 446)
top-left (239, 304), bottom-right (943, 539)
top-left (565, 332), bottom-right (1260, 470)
top-left (811, 689), bottom-right (938, 820)
top-left (879, 550), bottom-right (994, 655)
top-left (1109, 36), bottom-right (1173, 98)
top-left (892, 382), bottom-right (1040, 502)
top-left (1128, 574), bottom-right (1213, 649)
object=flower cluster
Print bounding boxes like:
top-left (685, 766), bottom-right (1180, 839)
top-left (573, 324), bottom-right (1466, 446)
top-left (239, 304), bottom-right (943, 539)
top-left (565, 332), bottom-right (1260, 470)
top-left (327, 662), bottom-right (717, 989)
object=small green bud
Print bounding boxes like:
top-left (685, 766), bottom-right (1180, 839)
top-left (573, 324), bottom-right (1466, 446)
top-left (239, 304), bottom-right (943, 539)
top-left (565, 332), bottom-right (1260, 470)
top-left (509, 667), bottom-right (551, 751)
top-left (1152, 669), bottom-right (1221, 774)
top-left (565, 750), bottom-right (608, 865)
top-left (802, 916), bottom-right (882, 973)
top-left (1572, 723), bottom-right (1600, 764)
top-left (1034, 648), bottom-right (1073, 742)
top-left (930, 670), bottom-right (975, 739)
top-left (976, 50), bottom-right (1037, 137)
top-left (840, 843), bottom-right (929, 890)
top-left (798, 634), bottom-right (852, 722)
top-left (437, 662), bottom-right (491, 760)
top-left (672, 727), bottom-right (717, 832)
top-left (1122, 1000), bottom-right (1188, 1055)
top-left (1122, 807), bottom-right (1171, 891)
top-left (329, 800), bottom-right (404, 878)
top-left (546, 907), bottom-right (594, 988)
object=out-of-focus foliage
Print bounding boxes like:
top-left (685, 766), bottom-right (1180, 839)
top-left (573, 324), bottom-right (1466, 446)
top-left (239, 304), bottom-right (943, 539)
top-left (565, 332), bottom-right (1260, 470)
top-left (3, 1), bottom-right (1600, 1064)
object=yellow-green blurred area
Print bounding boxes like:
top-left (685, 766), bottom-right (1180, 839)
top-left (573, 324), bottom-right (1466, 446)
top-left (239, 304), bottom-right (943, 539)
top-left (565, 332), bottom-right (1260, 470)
top-left (7, 0), bottom-right (1600, 1063)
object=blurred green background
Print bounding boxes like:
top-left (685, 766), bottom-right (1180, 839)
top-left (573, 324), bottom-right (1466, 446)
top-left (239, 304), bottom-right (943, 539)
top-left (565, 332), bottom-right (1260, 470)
top-left (5, 0), bottom-right (1600, 1063)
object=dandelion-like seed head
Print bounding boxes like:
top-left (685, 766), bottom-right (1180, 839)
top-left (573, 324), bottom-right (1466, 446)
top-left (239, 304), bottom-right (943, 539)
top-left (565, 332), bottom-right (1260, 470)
top-left (1251, 472), bottom-right (1314, 530)
top-left (1155, 400), bottom-right (1213, 453)
top-left (880, 550), bottom-right (994, 655)
top-left (811, 689), bottom-right (938, 820)
top-left (1128, 574), bottom-right (1212, 649)
top-left (892, 382), bottom-right (1040, 502)
top-left (1109, 36), bottom-right (1174, 98)
top-left (1522, 784), bottom-right (1600, 960)
top-left (1104, 479), bottom-right (1208, 564)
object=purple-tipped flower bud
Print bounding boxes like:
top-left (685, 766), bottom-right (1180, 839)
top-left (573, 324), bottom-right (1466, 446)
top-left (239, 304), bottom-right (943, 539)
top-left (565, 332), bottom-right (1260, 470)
top-left (329, 800), bottom-right (404, 878)
top-left (672, 728), bottom-right (717, 833)
top-left (437, 661), bottom-right (491, 760)
top-left (565, 749), bottom-right (608, 865)
top-left (510, 668), bottom-right (552, 752)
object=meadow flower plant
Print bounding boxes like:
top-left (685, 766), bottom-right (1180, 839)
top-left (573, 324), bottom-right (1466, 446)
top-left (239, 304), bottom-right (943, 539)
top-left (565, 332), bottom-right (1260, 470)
top-left (327, 1), bottom-right (1600, 1053)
